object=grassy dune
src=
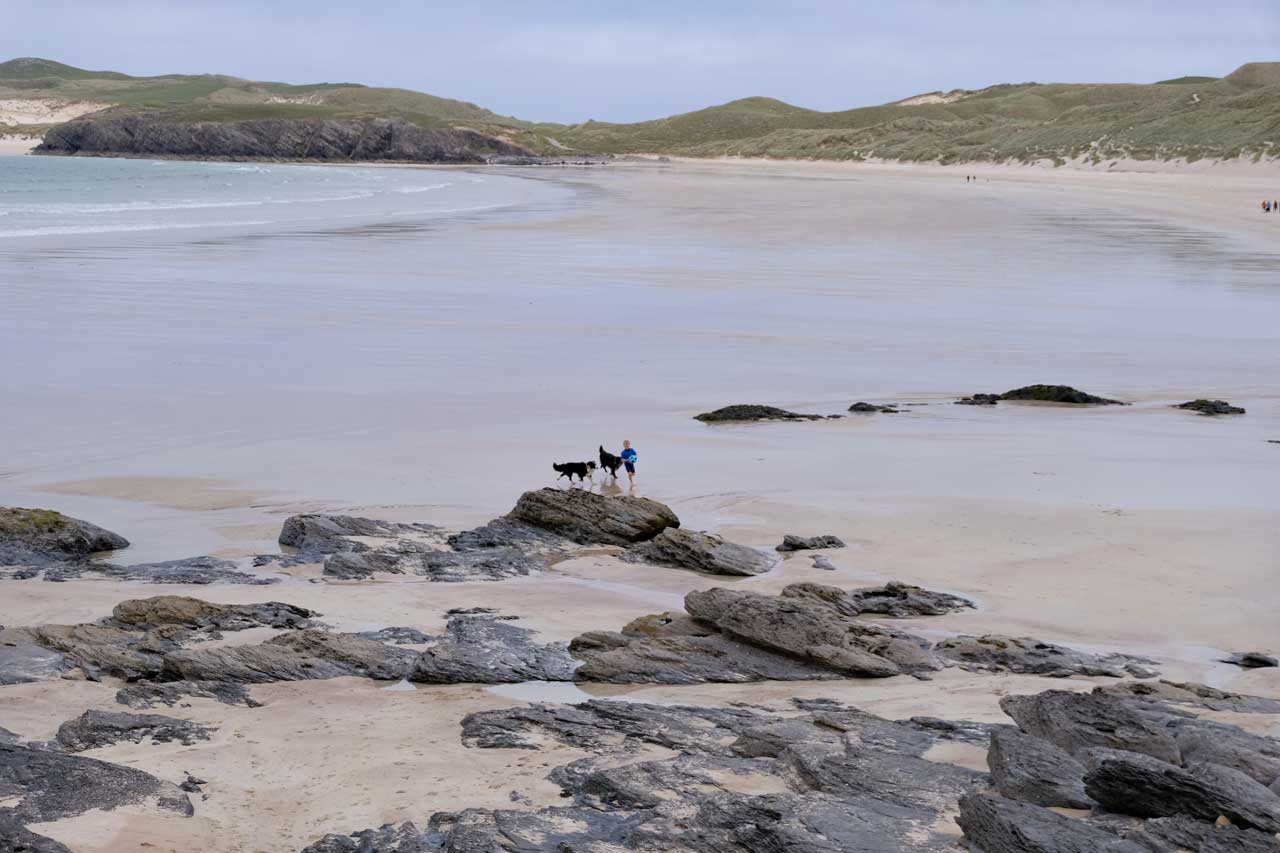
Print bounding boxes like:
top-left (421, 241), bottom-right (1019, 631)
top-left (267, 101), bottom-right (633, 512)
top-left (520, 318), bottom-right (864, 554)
top-left (4, 56), bottom-right (1278, 164)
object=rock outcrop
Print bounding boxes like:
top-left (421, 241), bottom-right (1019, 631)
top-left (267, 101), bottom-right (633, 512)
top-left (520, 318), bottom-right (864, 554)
top-left (1223, 651), bottom-right (1278, 669)
top-left (54, 709), bottom-right (213, 752)
top-left (998, 384), bottom-right (1126, 405)
top-left (935, 634), bottom-right (1157, 677)
top-left (1175, 399), bottom-right (1246, 415)
top-left (505, 488), bottom-right (679, 546)
top-left (624, 527), bottom-right (775, 576)
top-left (1095, 680), bottom-right (1280, 714)
top-left (776, 534), bottom-right (845, 551)
top-left (163, 629), bottom-right (417, 683)
top-left (783, 580), bottom-right (974, 617)
top-left (409, 614), bottom-right (575, 684)
top-left (0, 506), bottom-right (128, 567)
top-left (115, 679), bottom-right (261, 709)
top-left (693, 404), bottom-right (825, 422)
top-left (36, 109), bottom-right (533, 163)
top-left (955, 393), bottom-right (1000, 406)
top-left (987, 727), bottom-right (1094, 809)
top-left (956, 792), bottom-right (1147, 853)
top-left (108, 595), bottom-right (315, 631)
top-left (848, 402), bottom-right (899, 413)
top-left (0, 742), bottom-right (192, 850)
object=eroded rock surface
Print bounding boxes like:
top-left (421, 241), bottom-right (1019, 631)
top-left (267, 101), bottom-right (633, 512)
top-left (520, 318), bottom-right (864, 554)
top-left (693, 404), bottom-right (826, 422)
top-left (41, 555), bottom-right (273, 585)
top-left (115, 679), bottom-right (261, 709)
top-left (999, 384), bottom-right (1126, 405)
top-left (1223, 651), bottom-right (1279, 669)
top-left (0, 507), bottom-right (129, 566)
top-left (848, 402), bottom-right (899, 413)
top-left (987, 727), bottom-right (1093, 809)
top-left (1096, 680), bottom-right (1280, 714)
top-left (783, 580), bottom-right (975, 617)
top-left (108, 595), bottom-right (315, 631)
top-left (506, 488), bottom-right (679, 546)
top-left (957, 792), bottom-right (1146, 852)
top-left (776, 534), bottom-right (845, 551)
top-left (936, 634), bottom-right (1157, 678)
top-left (163, 629), bottom-right (417, 683)
top-left (625, 527), bottom-right (775, 576)
top-left (55, 709), bottom-right (213, 752)
top-left (1175, 399), bottom-right (1247, 415)
top-left (410, 614), bottom-right (574, 684)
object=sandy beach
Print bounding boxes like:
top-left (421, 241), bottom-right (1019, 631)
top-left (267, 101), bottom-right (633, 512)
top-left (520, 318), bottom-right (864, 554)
top-left (1, 157), bottom-right (1278, 851)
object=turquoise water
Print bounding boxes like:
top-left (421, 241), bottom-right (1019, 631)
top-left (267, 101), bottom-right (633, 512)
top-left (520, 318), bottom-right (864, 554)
top-left (0, 155), bottom-right (552, 238)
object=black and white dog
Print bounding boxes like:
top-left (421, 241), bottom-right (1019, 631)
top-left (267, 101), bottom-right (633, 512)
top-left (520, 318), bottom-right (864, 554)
top-left (553, 461), bottom-right (596, 482)
top-left (598, 445), bottom-right (623, 479)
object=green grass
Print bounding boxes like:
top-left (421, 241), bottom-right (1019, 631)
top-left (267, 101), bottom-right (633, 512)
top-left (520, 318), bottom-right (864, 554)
top-left (5, 57), bottom-right (1278, 164)
top-left (0, 508), bottom-right (68, 536)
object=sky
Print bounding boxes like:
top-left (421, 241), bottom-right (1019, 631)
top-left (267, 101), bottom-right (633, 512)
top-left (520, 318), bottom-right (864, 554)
top-left (3, 0), bottom-right (1277, 122)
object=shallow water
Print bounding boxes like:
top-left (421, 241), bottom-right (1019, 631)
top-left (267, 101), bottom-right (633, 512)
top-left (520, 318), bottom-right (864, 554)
top-left (1, 157), bottom-right (1278, 563)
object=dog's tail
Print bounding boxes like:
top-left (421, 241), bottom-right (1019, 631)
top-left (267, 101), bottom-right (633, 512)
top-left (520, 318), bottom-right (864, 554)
top-left (599, 445), bottom-right (606, 455)
top-left (552, 463), bottom-right (565, 472)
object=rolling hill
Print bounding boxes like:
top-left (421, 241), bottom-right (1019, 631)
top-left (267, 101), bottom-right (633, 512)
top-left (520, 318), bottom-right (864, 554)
top-left (3, 56), bottom-right (1278, 165)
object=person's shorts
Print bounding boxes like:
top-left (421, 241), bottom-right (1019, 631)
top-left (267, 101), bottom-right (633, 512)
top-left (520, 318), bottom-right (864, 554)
top-left (624, 462), bottom-right (636, 474)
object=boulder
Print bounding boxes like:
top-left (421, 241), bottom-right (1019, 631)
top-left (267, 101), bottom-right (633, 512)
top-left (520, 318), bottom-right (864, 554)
top-left (693, 404), bottom-right (824, 422)
top-left (999, 384), bottom-right (1126, 405)
top-left (811, 555), bottom-right (837, 570)
top-left (1095, 680), bottom-right (1280, 714)
top-left (1000, 690), bottom-right (1183, 764)
top-left (776, 534), bottom-right (845, 552)
top-left (1223, 651), bottom-right (1278, 669)
top-left (956, 792), bottom-right (1148, 852)
top-left (0, 642), bottom-right (68, 684)
top-left (1084, 753), bottom-right (1280, 832)
top-left (935, 634), bottom-right (1157, 677)
top-left (163, 629), bottom-right (417, 683)
top-left (410, 615), bottom-right (575, 684)
top-left (782, 580), bottom-right (975, 617)
top-left (55, 709), bottom-right (213, 752)
top-left (955, 393), bottom-right (1000, 406)
top-left (626, 527), bottom-right (775, 576)
top-left (0, 507), bottom-right (128, 565)
top-left (43, 555), bottom-right (274, 585)
top-left (2, 623), bottom-right (172, 682)
top-left (505, 488), bottom-right (678, 546)
top-left (1175, 399), bottom-right (1246, 415)
top-left (278, 513), bottom-right (435, 555)
top-left (109, 595), bottom-right (315, 631)
top-left (1127, 814), bottom-right (1280, 853)
top-left (987, 727), bottom-right (1094, 808)
top-left (848, 402), bottom-right (898, 413)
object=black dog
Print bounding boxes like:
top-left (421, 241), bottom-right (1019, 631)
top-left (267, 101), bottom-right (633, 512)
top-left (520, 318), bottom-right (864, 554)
top-left (598, 445), bottom-right (623, 478)
top-left (553, 461), bottom-right (596, 483)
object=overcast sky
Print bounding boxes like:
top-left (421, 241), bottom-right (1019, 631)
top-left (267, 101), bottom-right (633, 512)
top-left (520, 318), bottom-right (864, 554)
top-left (4, 1), bottom-right (1276, 122)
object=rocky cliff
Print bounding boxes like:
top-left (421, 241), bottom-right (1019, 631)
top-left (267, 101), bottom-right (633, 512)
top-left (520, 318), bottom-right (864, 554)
top-left (34, 108), bottom-right (533, 163)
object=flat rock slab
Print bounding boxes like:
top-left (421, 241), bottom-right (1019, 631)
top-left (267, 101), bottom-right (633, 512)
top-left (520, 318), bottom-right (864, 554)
top-left (55, 709), bottom-right (214, 752)
top-left (44, 555), bottom-right (274, 585)
top-left (1223, 651), bottom-right (1279, 669)
top-left (115, 679), bottom-right (261, 709)
top-left (1096, 680), bottom-right (1280, 714)
top-left (936, 634), bottom-right (1157, 678)
top-left (783, 580), bottom-right (975, 617)
top-left (108, 595), bottom-right (315, 631)
top-left (693, 404), bottom-right (826, 422)
top-left (626, 527), bottom-right (775, 576)
top-left (1175, 399), bottom-right (1246, 415)
top-left (0, 642), bottom-right (68, 684)
top-left (1000, 690), bottom-right (1185, 764)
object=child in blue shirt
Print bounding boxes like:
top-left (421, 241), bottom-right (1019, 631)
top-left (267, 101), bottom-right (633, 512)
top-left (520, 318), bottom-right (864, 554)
top-left (620, 440), bottom-right (637, 484)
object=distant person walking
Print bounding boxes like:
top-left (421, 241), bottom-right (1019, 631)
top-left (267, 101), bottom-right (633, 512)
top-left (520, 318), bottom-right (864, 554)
top-left (620, 440), bottom-right (637, 485)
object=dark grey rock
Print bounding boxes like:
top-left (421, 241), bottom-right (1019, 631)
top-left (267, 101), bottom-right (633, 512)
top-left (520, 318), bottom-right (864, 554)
top-left (44, 555), bottom-right (274, 585)
top-left (0, 507), bottom-right (128, 566)
top-left (1000, 384), bottom-right (1126, 405)
top-left (848, 402), bottom-right (899, 413)
top-left (957, 792), bottom-right (1148, 852)
top-left (1, 623), bottom-right (172, 682)
top-left (0, 742), bottom-right (192, 836)
top-left (410, 615), bottom-right (574, 684)
top-left (279, 513), bottom-right (437, 555)
top-left (987, 727), bottom-right (1094, 808)
top-left (301, 822), bottom-right (432, 852)
top-left (115, 680), bottom-right (261, 709)
top-left (625, 527), bottom-right (775, 576)
top-left (1127, 814), bottom-right (1280, 853)
top-left (1096, 680), bottom-right (1280, 713)
top-left (1174, 723), bottom-right (1280, 789)
top-left (776, 534), bottom-right (845, 551)
top-left (955, 393), bottom-right (1000, 406)
top-left (162, 629), bottom-right (417, 683)
top-left (37, 110), bottom-right (532, 164)
top-left (810, 555), bottom-right (837, 570)
top-left (355, 627), bottom-right (433, 645)
top-left (782, 580), bottom-right (975, 617)
top-left (1085, 753), bottom-right (1280, 832)
top-left (936, 634), bottom-right (1158, 677)
top-left (1175, 399), bottom-right (1247, 415)
top-left (322, 543), bottom-right (538, 582)
top-left (0, 642), bottom-right (67, 684)
top-left (1223, 652), bottom-right (1278, 669)
top-left (1001, 690), bottom-right (1184, 764)
top-left (505, 488), bottom-right (679, 546)
top-left (55, 709), bottom-right (213, 752)
top-left (693, 404), bottom-right (825, 422)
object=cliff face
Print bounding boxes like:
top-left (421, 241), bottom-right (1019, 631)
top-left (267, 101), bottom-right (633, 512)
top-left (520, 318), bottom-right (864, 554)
top-left (34, 109), bottom-right (533, 163)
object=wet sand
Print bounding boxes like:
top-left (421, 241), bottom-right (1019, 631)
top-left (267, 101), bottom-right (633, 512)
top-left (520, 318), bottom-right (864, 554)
top-left (1, 159), bottom-right (1278, 850)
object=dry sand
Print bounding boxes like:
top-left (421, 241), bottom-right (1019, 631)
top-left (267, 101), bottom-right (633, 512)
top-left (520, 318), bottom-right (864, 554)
top-left (1, 158), bottom-right (1278, 851)
top-left (0, 133), bottom-right (38, 155)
